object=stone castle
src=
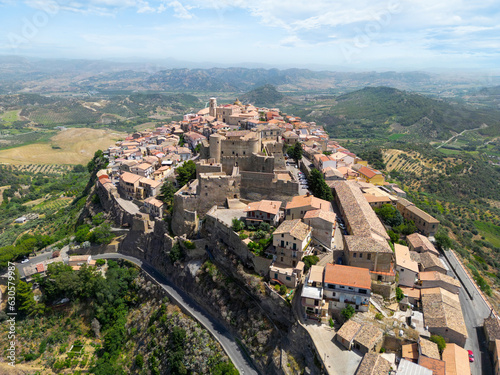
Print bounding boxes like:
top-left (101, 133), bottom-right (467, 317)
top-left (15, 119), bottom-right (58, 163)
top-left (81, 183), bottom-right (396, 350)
top-left (172, 125), bottom-right (299, 235)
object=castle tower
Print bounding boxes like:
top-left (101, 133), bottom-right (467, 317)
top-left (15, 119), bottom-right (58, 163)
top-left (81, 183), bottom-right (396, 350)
top-left (209, 133), bottom-right (223, 163)
top-left (209, 97), bottom-right (217, 118)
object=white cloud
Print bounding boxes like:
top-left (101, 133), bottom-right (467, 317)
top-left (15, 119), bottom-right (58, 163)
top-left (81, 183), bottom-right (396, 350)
top-left (167, 0), bottom-right (194, 19)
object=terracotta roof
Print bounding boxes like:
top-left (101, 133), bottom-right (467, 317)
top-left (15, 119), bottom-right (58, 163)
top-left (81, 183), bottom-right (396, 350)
top-left (285, 194), bottom-right (332, 211)
top-left (344, 235), bottom-right (393, 254)
top-left (407, 233), bottom-right (439, 256)
top-left (419, 338), bottom-right (440, 360)
top-left (303, 209), bottom-right (337, 223)
top-left (395, 244), bottom-right (419, 273)
top-left (274, 219), bottom-right (311, 241)
top-left (36, 263), bottom-right (45, 273)
top-left (357, 166), bottom-right (380, 179)
top-left (244, 200), bottom-right (281, 215)
top-left (336, 319), bottom-right (362, 343)
top-left (145, 197), bottom-right (164, 208)
top-left (402, 343), bottom-right (419, 361)
top-left (363, 194), bottom-right (392, 203)
top-left (354, 323), bottom-right (383, 350)
top-left (419, 252), bottom-right (446, 272)
top-left (140, 177), bottom-right (162, 188)
top-left (324, 264), bottom-right (372, 290)
top-left (330, 181), bottom-right (389, 241)
top-left (355, 353), bottom-right (392, 375)
top-left (442, 343), bottom-right (471, 375)
top-left (418, 356), bottom-right (445, 375)
top-left (419, 271), bottom-right (460, 288)
top-left (120, 172), bottom-right (142, 184)
top-left (484, 316), bottom-right (500, 341)
top-left (309, 265), bottom-right (324, 283)
top-left (421, 288), bottom-right (467, 339)
top-left (134, 162), bottom-right (153, 170)
top-left (399, 286), bottom-right (421, 300)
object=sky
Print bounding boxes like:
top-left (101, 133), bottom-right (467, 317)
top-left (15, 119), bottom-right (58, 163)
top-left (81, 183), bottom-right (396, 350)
top-left (0, 0), bottom-right (499, 71)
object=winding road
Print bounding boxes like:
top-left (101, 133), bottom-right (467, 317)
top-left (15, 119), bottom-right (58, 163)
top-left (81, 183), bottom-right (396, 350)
top-left (436, 126), bottom-right (485, 149)
top-left (93, 253), bottom-right (259, 375)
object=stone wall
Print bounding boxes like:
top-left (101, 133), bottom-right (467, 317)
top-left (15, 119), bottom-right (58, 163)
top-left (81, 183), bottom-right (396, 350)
top-left (221, 153), bottom-right (275, 174)
top-left (95, 181), bottom-right (136, 227)
top-left (371, 281), bottom-right (396, 300)
top-left (240, 171), bottom-right (299, 204)
top-left (382, 335), bottom-right (414, 353)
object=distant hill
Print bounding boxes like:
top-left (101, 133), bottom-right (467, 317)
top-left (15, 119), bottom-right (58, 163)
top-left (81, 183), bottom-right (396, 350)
top-left (240, 84), bottom-right (284, 107)
top-left (479, 86), bottom-right (500, 96)
top-left (0, 56), bottom-right (456, 94)
top-left (305, 86), bottom-right (500, 140)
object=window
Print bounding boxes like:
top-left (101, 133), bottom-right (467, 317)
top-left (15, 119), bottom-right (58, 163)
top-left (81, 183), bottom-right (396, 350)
top-left (281, 234), bottom-right (284, 237)
top-left (353, 253), bottom-right (356, 258)
top-left (367, 253), bottom-right (371, 260)
top-left (359, 289), bottom-right (367, 294)
top-left (359, 253), bottom-right (363, 258)
top-left (328, 284), bottom-right (335, 290)
top-left (286, 276), bottom-right (291, 281)
top-left (275, 273), bottom-right (278, 279)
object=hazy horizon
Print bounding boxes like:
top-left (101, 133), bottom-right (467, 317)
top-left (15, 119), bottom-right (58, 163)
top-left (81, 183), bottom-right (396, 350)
top-left (0, 0), bottom-right (499, 73)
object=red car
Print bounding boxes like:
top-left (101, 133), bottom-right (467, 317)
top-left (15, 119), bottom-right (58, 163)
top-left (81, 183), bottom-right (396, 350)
top-left (468, 350), bottom-right (474, 363)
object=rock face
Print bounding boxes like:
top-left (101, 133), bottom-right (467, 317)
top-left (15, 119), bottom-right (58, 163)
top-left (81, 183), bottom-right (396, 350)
top-left (91, 181), bottom-right (321, 374)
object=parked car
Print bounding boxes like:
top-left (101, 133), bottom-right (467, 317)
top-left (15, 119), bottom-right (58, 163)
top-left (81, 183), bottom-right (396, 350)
top-left (468, 350), bottom-right (474, 362)
top-left (20, 258), bottom-right (29, 264)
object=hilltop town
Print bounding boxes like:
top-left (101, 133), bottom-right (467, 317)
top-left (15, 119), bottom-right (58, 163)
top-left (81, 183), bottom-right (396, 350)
top-left (17, 97), bottom-right (499, 375)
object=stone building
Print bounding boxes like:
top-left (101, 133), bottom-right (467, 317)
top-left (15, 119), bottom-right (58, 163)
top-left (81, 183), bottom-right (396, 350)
top-left (397, 198), bottom-right (440, 237)
top-left (421, 287), bottom-right (467, 347)
top-left (323, 264), bottom-right (371, 313)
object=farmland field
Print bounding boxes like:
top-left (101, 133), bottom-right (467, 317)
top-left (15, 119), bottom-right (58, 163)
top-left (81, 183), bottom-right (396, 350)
top-left (0, 110), bottom-right (20, 124)
top-left (475, 221), bottom-right (500, 248)
top-left (0, 128), bottom-right (126, 164)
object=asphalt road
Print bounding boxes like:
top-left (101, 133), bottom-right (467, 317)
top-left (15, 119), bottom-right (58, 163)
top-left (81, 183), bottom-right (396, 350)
top-left (16, 251), bottom-right (53, 278)
top-left (93, 253), bottom-right (259, 375)
top-left (286, 162), bottom-right (309, 195)
top-left (440, 251), bottom-right (492, 375)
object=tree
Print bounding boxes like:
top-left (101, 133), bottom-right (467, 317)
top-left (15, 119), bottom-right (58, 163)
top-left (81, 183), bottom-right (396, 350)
top-left (88, 223), bottom-right (114, 245)
top-left (341, 305), bottom-right (355, 320)
top-left (307, 169), bottom-right (333, 201)
top-left (159, 181), bottom-right (177, 207)
top-left (435, 231), bottom-right (453, 250)
top-left (176, 160), bottom-right (196, 187)
top-left (231, 218), bottom-right (245, 232)
top-left (169, 243), bottom-right (184, 263)
top-left (374, 204), bottom-right (403, 227)
top-left (211, 362), bottom-right (238, 375)
top-left (387, 230), bottom-right (399, 243)
top-left (92, 212), bottom-right (106, 226)
top-left (302, 255), bottom-right (319, 271)
top-left (16, 280), bottom-right (38, 316)
top-left (86, 150), bottom-right (108, 174)
top-left (135, 354), bottom-right (144, 368)
top-left (75, 225), bottom-right (91, 243)
top-left (288, 142), bottom-right (303, 164)
top-left (194, 143), bottom-right (201, 154)
top-left (396, 287), bottom-right (404, 302)
top-left (430, 335), bottom-right (446, 353)
top-left (279, 284), bottom-right (287, 295)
